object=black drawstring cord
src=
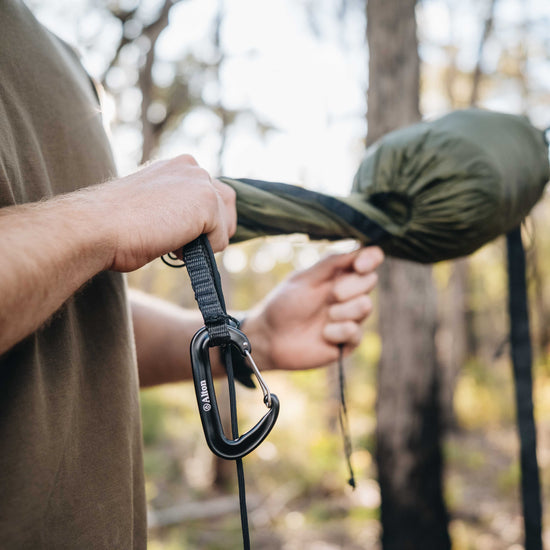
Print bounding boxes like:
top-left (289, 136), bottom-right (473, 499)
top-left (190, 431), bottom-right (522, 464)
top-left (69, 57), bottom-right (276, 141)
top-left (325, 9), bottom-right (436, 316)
top-left (337, 344), bottom-right (356, 489)
top-left (224, 345), bottom-right (251, 549)
top-left (200, 244), bottom-right (252, 548)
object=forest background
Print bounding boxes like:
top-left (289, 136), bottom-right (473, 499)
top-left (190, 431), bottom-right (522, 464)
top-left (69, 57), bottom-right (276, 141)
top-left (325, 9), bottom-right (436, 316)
top-left (29, 0), bottom-right (550, 548)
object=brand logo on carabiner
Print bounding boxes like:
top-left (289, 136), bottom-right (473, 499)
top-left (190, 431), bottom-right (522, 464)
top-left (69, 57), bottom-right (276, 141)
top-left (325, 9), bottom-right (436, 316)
top-left (200, 379), bottom-right (211, 411)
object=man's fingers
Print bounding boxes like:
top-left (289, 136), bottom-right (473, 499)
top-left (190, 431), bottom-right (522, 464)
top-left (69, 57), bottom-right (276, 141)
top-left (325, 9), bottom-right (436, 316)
top-left (297, 246), bottom-right (384, 286)
top-left (206, 202), bottom-right (230, 252)
top-left (332, 272), bottom-right (378, 302)
top-left (323, 321), bottom-right (362, 347)
top-left (213, 180), bottom-right (237, 238)
top-left (201, 180), bottom-right (237, 253)
top-left (329, 294), bottom-right (373, 322)
top-left (353, 246), bottom-right (384, 274)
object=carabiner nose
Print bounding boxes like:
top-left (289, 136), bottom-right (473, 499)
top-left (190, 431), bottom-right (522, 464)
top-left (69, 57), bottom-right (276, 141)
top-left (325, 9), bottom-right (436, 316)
top-left (191, 325), bottom-right (280, 460)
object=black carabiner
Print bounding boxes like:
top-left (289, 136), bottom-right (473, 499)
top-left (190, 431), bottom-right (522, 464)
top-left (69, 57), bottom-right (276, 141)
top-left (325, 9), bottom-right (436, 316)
top-left (191, 324), bottom-right (280, 460)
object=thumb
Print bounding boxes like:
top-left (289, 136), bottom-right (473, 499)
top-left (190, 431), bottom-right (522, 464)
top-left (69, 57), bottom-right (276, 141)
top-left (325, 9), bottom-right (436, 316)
top-left (296, 250), bottom-right (360, 285)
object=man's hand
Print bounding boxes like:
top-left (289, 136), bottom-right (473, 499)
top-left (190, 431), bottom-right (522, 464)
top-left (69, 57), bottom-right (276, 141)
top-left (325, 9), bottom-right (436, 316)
top-left (94, 155), bottom-right (236, 272)
top-left (243, 246), bottom-right (384, 371)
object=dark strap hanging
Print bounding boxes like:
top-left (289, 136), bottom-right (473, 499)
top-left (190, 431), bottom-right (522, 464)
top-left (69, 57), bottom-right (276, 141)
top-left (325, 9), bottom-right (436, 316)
top-left (506, 227), bottom-right (543, 550)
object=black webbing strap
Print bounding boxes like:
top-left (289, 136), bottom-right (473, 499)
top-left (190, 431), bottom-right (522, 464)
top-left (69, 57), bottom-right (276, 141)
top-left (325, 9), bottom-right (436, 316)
top-left (182, 236), bottom-right (230, 346)
top-left (182, 235), bottom-right (251, 550)
top-left (506, 227), bottom-right (543, 550)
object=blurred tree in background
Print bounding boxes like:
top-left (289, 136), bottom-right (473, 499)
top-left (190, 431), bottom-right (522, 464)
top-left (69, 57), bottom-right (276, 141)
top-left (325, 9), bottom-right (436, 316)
top-left (28, 0), bottom-right (550, 548)
top-left (366, 1), bottom-right (449, 549)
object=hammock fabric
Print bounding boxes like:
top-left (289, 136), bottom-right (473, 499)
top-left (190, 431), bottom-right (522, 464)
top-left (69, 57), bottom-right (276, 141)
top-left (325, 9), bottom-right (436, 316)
top-left (222, 109), bottom-right (549, 263)
top-left (220, 108), bottom-right (550, 550)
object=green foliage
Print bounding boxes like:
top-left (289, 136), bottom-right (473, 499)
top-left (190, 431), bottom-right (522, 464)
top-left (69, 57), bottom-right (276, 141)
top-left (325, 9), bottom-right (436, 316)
top-left (348, 505), bottom-right (380, 522)
top-left (444, 440), bottom-right (486, 471)
top-left (497, 460), bottom-right (521, 496)
top-left (454, 365), bottom-right (515, 429)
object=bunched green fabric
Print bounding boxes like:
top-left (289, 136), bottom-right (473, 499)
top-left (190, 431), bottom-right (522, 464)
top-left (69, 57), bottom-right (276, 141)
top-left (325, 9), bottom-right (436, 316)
top-left (222, 109), bottom-right (549, 263)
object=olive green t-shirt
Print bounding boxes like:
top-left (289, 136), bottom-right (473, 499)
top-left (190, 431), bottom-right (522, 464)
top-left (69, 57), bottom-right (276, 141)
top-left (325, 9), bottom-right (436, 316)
top-left (0, 1), bottom-right (146, 548)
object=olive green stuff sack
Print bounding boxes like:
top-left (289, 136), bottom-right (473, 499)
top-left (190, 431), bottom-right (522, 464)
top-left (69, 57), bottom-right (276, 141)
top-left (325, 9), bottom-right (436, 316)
top-left (222, 109), bottom-right (549, 263)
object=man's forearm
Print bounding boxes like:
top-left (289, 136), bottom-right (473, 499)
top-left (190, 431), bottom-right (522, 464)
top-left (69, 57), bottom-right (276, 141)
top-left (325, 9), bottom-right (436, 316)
top-left (0, 154), bottom-right (236, 357)
top-left (131, 289), bottom-right (230, 387)
top-left (0, 192), bottom-right (112, 355)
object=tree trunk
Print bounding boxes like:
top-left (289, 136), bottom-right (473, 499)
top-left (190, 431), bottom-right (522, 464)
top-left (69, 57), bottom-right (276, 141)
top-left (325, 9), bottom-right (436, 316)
top-left (366, 1), bottom-right (450, 548)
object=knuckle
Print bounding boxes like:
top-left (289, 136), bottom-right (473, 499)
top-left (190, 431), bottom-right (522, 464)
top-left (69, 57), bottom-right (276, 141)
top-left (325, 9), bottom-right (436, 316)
top-left (372, 246), bottom-right (385, 264)
top-left (214, 179), bottom-right (236, 202)
top-left (358, 295), bottom-right (373, 316)
top-left (345, 321), bottom-right (358, 337)
top-left (327, 303), bottom-right (339, 322)
top-left (331, 284), bottom-right (346, 302)
top-left (211, 231), bottom-right (229, 252)
top-left (225, 184), bottom-right (236, 204)
top-left (368, 272), bottom-right (379, 286)
top-left (325, 323), bottom-right (341, 342)
top-left (191, 166), bottom-right (212, 183)
top-left (199, 180), bottom-right (218, 202)
top-left (343, 322), bottom-right (360, 342)
top-left (177, 154), bottom-right (198, 166)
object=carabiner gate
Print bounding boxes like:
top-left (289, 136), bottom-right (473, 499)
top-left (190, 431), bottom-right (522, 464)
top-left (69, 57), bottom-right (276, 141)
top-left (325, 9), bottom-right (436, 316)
top-left (191, 325), bottom-right (280, 460)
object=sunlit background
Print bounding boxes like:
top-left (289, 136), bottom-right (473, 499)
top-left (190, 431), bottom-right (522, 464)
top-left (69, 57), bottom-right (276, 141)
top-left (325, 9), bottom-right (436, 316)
top-left (28, 0), bottom-right (550, 548)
